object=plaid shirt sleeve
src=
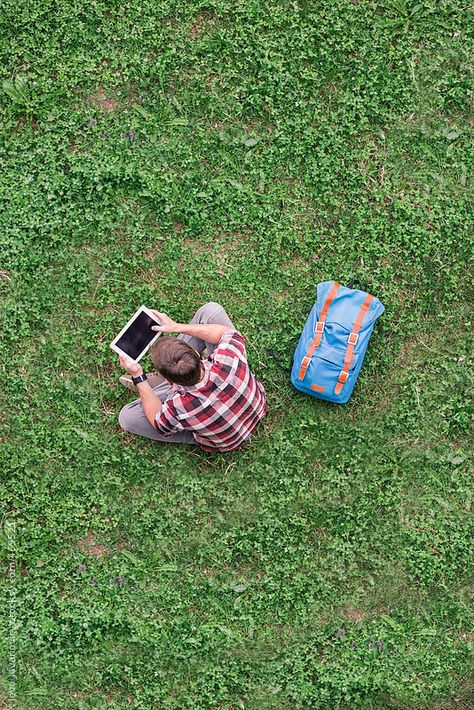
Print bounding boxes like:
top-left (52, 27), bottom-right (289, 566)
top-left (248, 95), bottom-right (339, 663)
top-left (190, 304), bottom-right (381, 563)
top-left (210, 330), bottom-right (247, 366)
top-left (154, 398), bottom-right (184, 436)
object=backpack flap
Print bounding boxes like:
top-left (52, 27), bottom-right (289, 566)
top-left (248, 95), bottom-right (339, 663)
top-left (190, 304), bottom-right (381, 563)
top-left (315, 281), bottom-right (384, 333)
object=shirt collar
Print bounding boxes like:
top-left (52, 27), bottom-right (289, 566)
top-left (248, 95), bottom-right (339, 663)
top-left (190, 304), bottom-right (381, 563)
top-left (173, 360), bottom-right (211, 394)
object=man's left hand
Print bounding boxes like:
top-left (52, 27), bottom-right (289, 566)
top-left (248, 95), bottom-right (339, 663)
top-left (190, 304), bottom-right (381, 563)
top-left (119, 354), bottom-right (143, 378)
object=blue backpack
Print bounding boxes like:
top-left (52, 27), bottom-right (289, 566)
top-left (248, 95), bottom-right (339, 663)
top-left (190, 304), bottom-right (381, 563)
top-left (290, 281), bottom-right (384, 404)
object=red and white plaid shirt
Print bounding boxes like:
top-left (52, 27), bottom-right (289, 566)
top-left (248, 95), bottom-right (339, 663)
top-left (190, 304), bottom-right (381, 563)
top-left (154, 330), bottom-right (267, 451)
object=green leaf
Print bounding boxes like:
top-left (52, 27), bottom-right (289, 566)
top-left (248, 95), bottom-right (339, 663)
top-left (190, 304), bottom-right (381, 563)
top-left (121, 550), bottom-right (141, 565)
top-left (166, 117), bottom-right (189, 126)
top-left (232, 583), bottom-right (248, 593)
top-left (132, 104), bottom-right (154, 121)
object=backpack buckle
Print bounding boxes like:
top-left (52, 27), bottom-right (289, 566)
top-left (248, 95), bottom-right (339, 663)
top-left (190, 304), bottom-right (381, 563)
top-left (348, 332), bottom-right (359, 346)
top-left (315, 321), bottom-right (325, 334)
top-left (301, 356), bottom-right (311, 368)
top-left (338, 370), bottom-right (350, 384)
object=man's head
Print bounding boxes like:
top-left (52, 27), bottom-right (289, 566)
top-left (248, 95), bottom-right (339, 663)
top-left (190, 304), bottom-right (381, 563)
top-left (150, 337), bottom-right (202, 386)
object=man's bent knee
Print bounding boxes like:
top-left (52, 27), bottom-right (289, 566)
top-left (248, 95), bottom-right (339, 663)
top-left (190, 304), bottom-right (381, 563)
top-left (196, 301), bottom-right (224, 320)
top-left (119, 405), bottom-right (134, 432)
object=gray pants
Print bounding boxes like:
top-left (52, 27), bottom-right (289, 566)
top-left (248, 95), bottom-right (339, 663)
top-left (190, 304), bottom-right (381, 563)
top-left (118, 302), bottom-right (235, 443)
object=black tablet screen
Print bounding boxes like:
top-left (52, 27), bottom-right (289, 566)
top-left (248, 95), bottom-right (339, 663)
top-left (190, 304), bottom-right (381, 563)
top-left (115, 311), bottom-right (158, 360)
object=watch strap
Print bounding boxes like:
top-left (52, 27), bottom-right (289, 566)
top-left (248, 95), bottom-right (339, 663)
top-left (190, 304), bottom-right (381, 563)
top-left (132, 373), bottom-right (148, 386)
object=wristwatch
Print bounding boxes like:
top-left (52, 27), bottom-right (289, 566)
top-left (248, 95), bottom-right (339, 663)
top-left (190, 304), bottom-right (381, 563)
top-left (132, 373), bottom-right (148, 386)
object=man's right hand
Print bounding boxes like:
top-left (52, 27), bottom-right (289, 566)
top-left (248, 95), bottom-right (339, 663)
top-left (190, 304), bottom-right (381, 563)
top-left (150, 311), bottom-right (180, 333)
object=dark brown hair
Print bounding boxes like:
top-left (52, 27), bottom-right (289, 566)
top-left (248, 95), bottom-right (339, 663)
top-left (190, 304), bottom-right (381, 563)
top-left (150, 337), bottom-right (202, 386)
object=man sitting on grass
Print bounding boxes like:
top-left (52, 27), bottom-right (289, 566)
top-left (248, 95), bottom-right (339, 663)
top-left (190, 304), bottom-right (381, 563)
top-left (118, 302), bottom-right (267, 452)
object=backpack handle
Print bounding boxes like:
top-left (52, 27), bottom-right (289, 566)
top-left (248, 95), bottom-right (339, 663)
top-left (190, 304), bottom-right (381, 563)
top-left (347, 278), bottom-right (364, 290)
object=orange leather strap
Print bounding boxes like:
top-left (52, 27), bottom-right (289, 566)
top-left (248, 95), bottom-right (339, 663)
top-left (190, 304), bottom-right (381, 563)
top-left (334, 294), bottom-right (374, 395)
top-left (298, 282), bottom-right (340, 381)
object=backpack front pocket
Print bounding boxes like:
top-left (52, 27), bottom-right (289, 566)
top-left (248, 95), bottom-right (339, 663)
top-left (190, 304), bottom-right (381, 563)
top-left (302, 344), bottom-right (359, 393)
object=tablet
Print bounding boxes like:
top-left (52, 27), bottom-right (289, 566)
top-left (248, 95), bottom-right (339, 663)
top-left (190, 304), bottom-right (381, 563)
top-left (110, 306), bottom-right (161, 362)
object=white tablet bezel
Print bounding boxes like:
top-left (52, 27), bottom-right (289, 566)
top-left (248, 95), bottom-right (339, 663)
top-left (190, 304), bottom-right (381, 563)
top-left (110, 305), bottom-right (161, 363)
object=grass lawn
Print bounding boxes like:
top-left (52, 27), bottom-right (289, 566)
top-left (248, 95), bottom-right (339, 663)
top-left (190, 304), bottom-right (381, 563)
top-left (0, 0), bottom-right (473, 707)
